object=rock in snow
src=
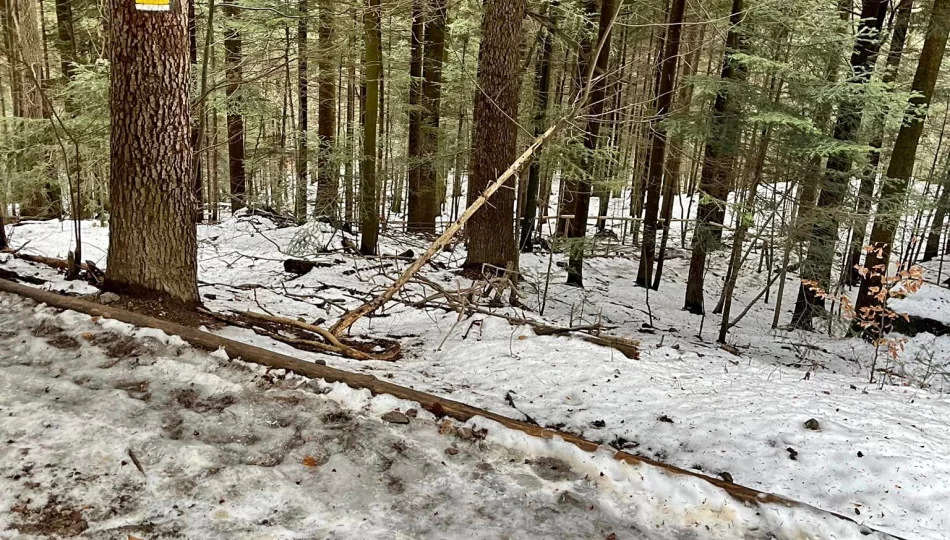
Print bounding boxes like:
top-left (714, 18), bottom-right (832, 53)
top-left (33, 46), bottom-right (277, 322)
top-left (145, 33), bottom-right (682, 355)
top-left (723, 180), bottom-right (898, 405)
top-left (380, 410), bottom-right (410, 424)
top-left (98, 291), bottom-right (120, 304)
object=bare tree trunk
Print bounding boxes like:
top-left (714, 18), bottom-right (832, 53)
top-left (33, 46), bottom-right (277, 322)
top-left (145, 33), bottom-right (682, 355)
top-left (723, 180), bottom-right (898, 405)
top-left (312, 0), bottom-right (336, 217)
top-left (847, 0), bottom-right (913, 281)
top-left (450, 36), bottom-right (468, 223)
top-left (637, 0), bottom-right (686, 288)
top-left (463, 0), bottom-right (525, 271)
top-left (106, 0), bottom-right (198, 306)
top-left (520, 0), bottom-right (557, 252)
top-left (360, 0), bottom-right (381, 254)
top-left (792, 0), bottom-right (888, 329)
top-left (683, 0), bottom-right (747, 314)
top-left (653, 10), bottom-right (703, 290)
top-left (418, 0), bottom-right (447, 233)
top-left (295, 0), bottom-right (309, 222)
top-left (53, 0), bottom-right (76, 80)
top-left (344, 8), bottom-right (356, 224)
top-left (189, 0), bottom-right (204, 223)
top-left (224, 1), bottom-right (247, 213)
top-left (405, 0), bottom-right (424, 231)
top-left (925, 171), bottom-right (950, 261)
top-left (10, 0), bottom-right (60, 219)
top-left (565, 0), bottom-right (618, 286)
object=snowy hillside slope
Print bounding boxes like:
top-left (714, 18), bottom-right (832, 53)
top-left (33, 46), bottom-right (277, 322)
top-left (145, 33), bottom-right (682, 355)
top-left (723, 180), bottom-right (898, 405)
top-left (1, 215), bottom-right (948, 538)
top-left (0, 294), bottom-right (890, 539)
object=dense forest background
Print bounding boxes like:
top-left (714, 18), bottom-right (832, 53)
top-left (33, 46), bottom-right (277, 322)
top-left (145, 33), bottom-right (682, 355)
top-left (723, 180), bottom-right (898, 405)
top-left (2, 0), bottom-right (950, 340)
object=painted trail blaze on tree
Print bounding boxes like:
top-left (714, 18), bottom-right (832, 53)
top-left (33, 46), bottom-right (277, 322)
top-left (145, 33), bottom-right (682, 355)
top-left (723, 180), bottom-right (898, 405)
top-left (135, 0), bottom-right (171, 12)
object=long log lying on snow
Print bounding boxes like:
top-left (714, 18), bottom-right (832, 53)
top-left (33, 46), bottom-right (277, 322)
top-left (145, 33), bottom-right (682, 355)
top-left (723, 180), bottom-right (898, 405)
top-left (0, 279), bottom-right (903, 539)
top-left (0, 279), bottom-right (326, 370)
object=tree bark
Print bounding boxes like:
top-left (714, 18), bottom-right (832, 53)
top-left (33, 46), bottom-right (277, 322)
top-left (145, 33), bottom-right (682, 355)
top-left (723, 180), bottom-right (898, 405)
top-left (683, 0), bottom-right (747, 314)
top-left (637, 0), bottom-right (686, 288)
top-left (857, 0), bottom-right (950, 316)
top-left (463, 0), bottom-right (525, 271)
top-left (294, 0), bottom-right (309, 222)
top-left (418, 0), bottom-right (447, 232)
top-left (360, 0), bottom-right (381, 254)
top-left (224, 1), bottom-right (247, 213)
top-left (344, 7), bottom-right (356, 224)
top-left (53, 0), bottom-right (77, 80)
top-left (314, 0), bottom-right (337, 217)
top-left (520, 1), bottom-right (557, 252)
top-left (406, 0), bottom-right (424, 231)
top-left (654, 20), bottom-right (704, 289)
top-left (847, 0), bottom-right (912, 281)
top-left (189, 0), bottom-right (204, 223)
top-left (9, 0), bottom-right (61, 219)
top-left (565, 0), bottom-right (618, 286)
top-left (924, 172), bottom-right (950, 261)
top-left (106, 0), bottom-right (198, 306)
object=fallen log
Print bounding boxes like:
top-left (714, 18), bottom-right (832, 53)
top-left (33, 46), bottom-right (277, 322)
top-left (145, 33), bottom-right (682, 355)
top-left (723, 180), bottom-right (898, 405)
top-left (2, 251), bottom-right (102, 286)
top-left (0, 267), bottom-right (47, 285)
top-left (4, 252), bottom-right (74, 270)
top-left (0, 278), bottom-right (904, 539)
top-left (0, 278), bottom-right (327, 371)
top-left (208, 310), bottom-right (400, 362)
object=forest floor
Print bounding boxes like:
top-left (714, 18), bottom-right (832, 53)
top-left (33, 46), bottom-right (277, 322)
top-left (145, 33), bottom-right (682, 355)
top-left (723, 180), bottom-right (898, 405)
top-left (0, 293), bottom-right (885, 540)
top-left (1, 212), bottom-right (949, 539)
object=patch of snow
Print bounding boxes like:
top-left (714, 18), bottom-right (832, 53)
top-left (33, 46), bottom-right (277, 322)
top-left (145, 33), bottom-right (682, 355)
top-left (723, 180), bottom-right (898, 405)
top-left (0, 294), bottom-right (890, 539)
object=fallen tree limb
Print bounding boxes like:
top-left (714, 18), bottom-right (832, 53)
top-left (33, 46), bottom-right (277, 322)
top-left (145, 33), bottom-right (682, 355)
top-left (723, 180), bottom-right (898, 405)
top-left (406, 278), bottom-right (637, 358)
top-left (2, 251), bottom-right (104, 286)
top-left (0, 267), bottom-right (46, 285)
top-left (235, 310), bottom-right (400, 361)
top-left (3, 251), bottom-right (77, 270)
top-left (329, 120), bottom-right (567, 337)
top-left (0, 278), bottom-right (328, 371)
top-left (0, 278), bottom-right (902, 539)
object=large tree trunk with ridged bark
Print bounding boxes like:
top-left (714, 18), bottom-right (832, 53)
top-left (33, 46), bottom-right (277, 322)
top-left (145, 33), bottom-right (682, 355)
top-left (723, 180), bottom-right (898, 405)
top-left (106, 0), bottom-right (199, 306)
top-left (464, 0), bottom-right (525, 272)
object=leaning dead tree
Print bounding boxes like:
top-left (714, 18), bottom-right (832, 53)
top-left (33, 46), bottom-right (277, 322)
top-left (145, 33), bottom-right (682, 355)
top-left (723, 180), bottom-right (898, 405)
top-left (330, 1), bottom-right (624, 338)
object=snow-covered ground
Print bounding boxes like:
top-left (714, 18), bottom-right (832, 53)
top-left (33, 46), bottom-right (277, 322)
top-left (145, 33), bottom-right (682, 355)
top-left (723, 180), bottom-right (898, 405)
top-left (2, 213), bottom-right (949, 538)
top-left (0, 294), bottom-right (887, 539)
